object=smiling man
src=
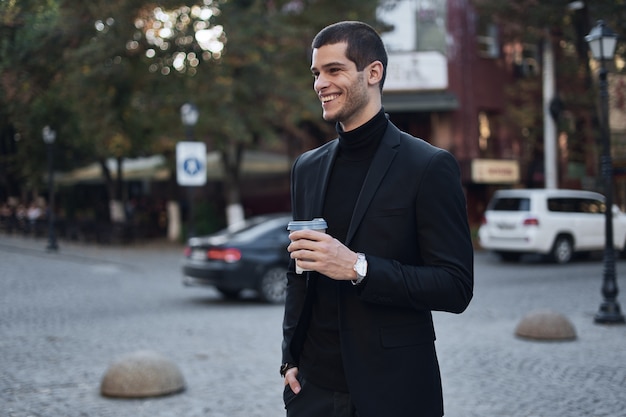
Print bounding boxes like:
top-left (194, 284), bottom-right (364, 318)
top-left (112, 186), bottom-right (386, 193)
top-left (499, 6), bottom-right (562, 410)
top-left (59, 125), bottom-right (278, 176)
top-left (311, 40), bottom-right (379, 131)
top-left (281, 21), bottom-right (474, 417)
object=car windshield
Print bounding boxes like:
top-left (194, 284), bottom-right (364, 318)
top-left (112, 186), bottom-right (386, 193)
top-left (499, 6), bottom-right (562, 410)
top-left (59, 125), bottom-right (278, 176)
top-left (228, 216), bottom-right (289, 243)
top-left (491, 197), bottom-right (530, 211)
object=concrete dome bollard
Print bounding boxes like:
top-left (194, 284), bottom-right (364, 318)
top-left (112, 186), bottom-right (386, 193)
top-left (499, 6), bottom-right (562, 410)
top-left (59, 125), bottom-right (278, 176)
top-left (515, 309), bottom-right (577, 341)
top-left (101, 350), bottom-right (185, 398)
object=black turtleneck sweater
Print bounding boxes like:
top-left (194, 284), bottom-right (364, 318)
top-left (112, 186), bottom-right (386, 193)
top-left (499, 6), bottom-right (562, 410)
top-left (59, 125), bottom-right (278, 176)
top-left (299, 108), bottom-right (389, 391)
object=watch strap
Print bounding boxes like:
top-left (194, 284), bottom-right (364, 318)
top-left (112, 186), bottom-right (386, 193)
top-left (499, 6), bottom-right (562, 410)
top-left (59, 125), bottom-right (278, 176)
top-left (352, 253), bottom-right (367, 285)
top-left (280, 363), bottom-right (296, 377)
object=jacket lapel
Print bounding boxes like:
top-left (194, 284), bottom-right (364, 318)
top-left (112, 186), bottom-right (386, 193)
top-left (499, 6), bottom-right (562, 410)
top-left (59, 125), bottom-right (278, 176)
top-left (310, 141), bottom-right (339, 217)
top-left (345, 124), bottom-right (400, 245)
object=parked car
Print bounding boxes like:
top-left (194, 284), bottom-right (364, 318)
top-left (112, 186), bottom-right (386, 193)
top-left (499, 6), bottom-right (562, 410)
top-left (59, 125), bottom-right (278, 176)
top-left (182, 213), bottom-right (292, 303)
top-left (478, 188), bottom-right (626, 264)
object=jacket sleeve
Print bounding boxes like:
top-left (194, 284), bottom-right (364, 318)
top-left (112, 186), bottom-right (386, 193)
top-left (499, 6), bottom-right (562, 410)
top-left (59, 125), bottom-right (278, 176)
top-left (281, 262), bottom-right (306, 365)
top-left (281, 155), bottom-right (307, 366)
top-left (358, 150), bottom-right (474, 313)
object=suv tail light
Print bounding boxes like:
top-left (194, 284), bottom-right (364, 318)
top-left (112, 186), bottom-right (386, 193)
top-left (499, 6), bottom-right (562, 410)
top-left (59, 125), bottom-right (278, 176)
top-left (523, 217), bottom-right (539, 226)
top-left (207, 248), bottom-right (242, 263)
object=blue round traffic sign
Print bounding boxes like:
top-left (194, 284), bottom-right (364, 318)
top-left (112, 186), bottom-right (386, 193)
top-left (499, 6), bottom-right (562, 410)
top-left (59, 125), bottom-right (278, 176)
top-left (183, 157), bottom-right (203, 176)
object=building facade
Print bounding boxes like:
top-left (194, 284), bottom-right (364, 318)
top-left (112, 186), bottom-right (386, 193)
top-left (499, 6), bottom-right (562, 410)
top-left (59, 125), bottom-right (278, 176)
top-left (379, 0), bottom-right (524, 228)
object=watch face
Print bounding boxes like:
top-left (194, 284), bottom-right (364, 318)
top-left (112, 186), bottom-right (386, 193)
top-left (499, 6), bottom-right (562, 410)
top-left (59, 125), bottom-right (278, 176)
top-left (355, 255), bottom-right (367, 276)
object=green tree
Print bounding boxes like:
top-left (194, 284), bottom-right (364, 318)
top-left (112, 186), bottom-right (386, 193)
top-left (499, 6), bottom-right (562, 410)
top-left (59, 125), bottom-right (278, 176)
top-left (57, 1), bottom-right (181, 223)
top-left (62, 0), bottom-right (383, 226)
top-left (1, 0), bottom-right (383, 230)
top-left (0, 0), bottom-right (81, 197)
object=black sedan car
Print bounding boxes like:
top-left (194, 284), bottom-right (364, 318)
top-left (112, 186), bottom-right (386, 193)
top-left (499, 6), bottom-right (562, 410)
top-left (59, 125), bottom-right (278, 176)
top-left (182, 213), bottom-right (292, 303)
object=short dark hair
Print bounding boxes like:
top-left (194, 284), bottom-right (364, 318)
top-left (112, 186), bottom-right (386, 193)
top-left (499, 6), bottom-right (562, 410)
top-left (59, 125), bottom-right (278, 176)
top-left (312, 21), bottom-right (388, 91)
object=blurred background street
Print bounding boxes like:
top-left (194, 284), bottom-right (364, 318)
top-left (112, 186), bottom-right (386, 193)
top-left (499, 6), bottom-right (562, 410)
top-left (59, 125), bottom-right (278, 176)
top-left (3, 2), bottom-right (626, 251)
top-left (1, 234), bottom-right (625, 417)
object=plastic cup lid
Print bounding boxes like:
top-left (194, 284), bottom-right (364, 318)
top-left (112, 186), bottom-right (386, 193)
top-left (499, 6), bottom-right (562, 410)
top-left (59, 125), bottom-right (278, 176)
top-left (287, 218), bottom-right (327, 230)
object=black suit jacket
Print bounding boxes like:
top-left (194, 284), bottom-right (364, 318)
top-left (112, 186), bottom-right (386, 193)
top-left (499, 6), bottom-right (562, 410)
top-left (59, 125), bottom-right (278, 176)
top-left (282, 122), bottom-right (474, 417)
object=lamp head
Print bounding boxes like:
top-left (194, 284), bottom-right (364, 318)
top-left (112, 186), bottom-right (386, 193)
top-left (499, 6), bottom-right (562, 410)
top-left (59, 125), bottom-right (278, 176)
top-left (585, 20), bottom-right (617, 61)
top-left (180, 103), bottom-right (199, 127)
top-left (42, 125), bottom-right (56, 144)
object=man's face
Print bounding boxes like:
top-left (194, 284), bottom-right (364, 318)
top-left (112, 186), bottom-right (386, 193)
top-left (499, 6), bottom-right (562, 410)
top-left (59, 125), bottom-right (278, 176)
top-left (310, 42), bottom-right (371, 131)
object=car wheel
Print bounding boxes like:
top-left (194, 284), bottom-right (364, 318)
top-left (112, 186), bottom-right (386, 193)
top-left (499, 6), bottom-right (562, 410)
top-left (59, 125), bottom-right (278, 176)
top-left (216, 288), bottom-right (242, 300)
top-left (258, 266), bottom-right (287, 304)
top-left (551, 236), bottom-right (573, 264)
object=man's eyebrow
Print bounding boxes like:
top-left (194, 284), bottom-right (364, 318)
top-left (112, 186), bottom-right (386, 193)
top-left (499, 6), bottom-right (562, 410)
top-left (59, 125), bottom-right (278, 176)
top-left (310, 61), bottom-right (349, 72)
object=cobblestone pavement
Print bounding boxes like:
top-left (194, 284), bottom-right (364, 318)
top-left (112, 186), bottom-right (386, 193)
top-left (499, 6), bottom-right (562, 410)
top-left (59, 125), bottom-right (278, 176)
top-left (1, 234), bottom-right (625, 417)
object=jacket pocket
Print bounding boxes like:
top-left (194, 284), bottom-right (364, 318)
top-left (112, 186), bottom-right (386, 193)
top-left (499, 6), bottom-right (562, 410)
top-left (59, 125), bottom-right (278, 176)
top-left (369, 206), bottom-right (408, 217)
top-left (283, 372), bottom-right (304, 409)
top-left (379, 322), bottom-right (435, 348)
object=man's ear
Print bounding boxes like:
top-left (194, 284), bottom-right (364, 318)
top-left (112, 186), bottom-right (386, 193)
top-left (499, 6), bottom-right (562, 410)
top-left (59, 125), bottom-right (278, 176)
top-left (367, 61), bottom-right (384, 86)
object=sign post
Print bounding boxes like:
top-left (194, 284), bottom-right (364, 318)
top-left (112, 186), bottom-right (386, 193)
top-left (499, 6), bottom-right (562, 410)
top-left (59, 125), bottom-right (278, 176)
top-left (177, 142), bottom-right (206, 238)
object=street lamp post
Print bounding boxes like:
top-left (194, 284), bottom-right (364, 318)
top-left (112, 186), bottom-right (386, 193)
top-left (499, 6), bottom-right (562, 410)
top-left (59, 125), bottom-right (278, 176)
top-left (180, 103), bottom-right (199, 238)
top-left (42, 125), bottom-right (59, 252)
top-left (585, 20), bottom-right (625, 324)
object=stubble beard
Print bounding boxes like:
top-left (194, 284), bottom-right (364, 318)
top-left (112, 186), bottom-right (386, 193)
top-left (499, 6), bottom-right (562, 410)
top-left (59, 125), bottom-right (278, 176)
top-left (322, 72), bottom-right (369, 128)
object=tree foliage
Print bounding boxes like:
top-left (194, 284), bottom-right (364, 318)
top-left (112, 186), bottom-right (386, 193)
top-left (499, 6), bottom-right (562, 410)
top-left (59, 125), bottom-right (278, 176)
top-left (0, 0), bottom-right (381, 218)
top-left (0, 0), bottom-right (75, 192)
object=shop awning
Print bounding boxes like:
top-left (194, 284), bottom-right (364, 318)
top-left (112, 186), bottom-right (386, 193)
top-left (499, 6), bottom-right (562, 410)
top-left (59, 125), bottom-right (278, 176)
top-left (55, 151), bottom-right (290, 186)
top-left (383, 91), bottom-right (459, 112)
top-left (55, 155), bottom-right (170, 186)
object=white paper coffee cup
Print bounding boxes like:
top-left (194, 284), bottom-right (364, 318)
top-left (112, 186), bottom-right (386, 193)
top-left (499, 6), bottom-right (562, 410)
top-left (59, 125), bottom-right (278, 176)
top-left (287, 218), bottom-right (327, 274)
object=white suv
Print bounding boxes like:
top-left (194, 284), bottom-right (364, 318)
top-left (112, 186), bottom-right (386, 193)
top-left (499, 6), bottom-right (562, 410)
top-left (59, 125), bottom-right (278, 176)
top-left (478, 188), bottom-right (626, 263)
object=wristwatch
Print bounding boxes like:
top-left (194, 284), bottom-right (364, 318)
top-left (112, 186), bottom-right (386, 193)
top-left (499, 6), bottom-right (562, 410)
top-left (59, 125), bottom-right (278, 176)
top-left (280, 363), bottom-right (296, 377)
top-left (352, 253), bottom-right (367, 285)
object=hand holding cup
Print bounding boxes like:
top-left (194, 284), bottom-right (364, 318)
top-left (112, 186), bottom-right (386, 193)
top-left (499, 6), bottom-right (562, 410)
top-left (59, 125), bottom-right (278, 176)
top-left (287, 218), bottom-right (327, 274)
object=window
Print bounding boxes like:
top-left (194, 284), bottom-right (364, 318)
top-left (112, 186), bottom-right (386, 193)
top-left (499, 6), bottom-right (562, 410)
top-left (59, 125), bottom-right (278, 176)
top-left (547, 198), bottom-right (605, 213)
top-left (477, 21), bottom-right (499, 58)
top-left (492, 197), bottom-right (530, 211)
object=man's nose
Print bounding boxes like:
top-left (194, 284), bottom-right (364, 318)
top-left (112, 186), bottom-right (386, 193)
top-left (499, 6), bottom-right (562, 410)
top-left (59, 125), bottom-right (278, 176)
top-left (314, 74), bottom-right (329, 92)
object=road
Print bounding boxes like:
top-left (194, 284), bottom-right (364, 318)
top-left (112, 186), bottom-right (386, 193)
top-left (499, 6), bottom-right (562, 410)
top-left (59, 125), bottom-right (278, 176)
top-left (1, 234), bottom-right (625, 417)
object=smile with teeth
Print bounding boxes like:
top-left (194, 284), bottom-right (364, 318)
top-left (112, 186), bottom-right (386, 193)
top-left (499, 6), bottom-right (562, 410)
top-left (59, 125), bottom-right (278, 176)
top-left (321, 94), bottom-right (340, 103)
